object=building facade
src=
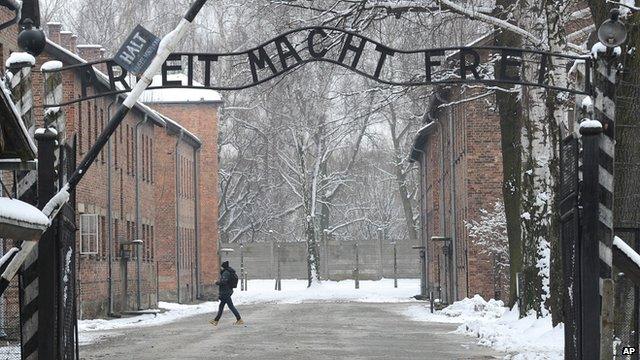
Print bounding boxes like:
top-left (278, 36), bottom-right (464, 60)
top-left (1, 22), bottom-right (223, 318)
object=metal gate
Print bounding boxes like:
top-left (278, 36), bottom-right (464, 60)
top-left (56, 203), bottom-right (76, 360)
top-left (559, 135), bottom-right (581, 360)
top-left (57, 141), bottom-right (78, 359)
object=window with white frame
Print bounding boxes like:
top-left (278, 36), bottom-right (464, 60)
top-left (80, 214), bottom-right (99, 254)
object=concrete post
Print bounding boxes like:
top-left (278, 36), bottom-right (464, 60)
top-left (354, 242), bottom-right (359, 289)
top-left (393, 242), bottom-right (398, 288)
top-left (240, 244), bottom-right (245, 291)
top-left (377, 228), bottom-right (384, 279)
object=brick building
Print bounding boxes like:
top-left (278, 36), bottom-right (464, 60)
top-left (410, 3), bottom-right (593, 305)
top-left (0, 21), bottom-right (222, 319)
top-left (410, 81), bottom-right (505, 304)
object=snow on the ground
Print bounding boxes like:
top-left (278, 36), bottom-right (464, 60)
top-left (79, 279), bottom-right (419, 345)
top-left (402, 295), bottom-right (563, 360)
top-left (78, 301), bottom-right (216, 345)
top-left (233, 278), bottom-right (419, 305)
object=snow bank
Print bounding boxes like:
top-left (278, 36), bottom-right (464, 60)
top-left (403, 296), bottom-right (563, 359)
top-left (78, 301), bottom-right (217, 344)
top-left (456, 306), bottom-right (563, 359)
top-left (233, 278), bottom-right (419, 305)
top-left (441, 295), bottom-right (505, 319)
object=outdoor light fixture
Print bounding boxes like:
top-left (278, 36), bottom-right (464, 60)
top-left (598, 9), bottom-right (627, 48)
top-left (17, 19), bottom-right (46, 56)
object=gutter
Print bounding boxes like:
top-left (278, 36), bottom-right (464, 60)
top-left (194, 147), bottom-right (201, 299)
top-left (174, 130), bottom-right (184, 303)
top-left (134, 114), bottom-right (148, 310)
top-left (106, 99), bottom-right (117, 317)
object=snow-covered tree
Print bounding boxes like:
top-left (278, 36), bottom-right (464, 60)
top-left (465, 202), bottom-right (509, 298)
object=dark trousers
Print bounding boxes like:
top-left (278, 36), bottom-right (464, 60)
top-left (215, 294), bottom-right (241, 321)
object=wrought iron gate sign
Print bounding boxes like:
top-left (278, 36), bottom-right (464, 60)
top-left (43, 26), bottom-right (592, 107)
top-left (114, 25), bottom-right (160, 75)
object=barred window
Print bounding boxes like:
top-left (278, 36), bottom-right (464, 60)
top-left (80, 214), bottom-right (99, 255)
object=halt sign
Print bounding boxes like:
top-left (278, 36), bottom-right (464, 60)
top-left (114, 24), bottom-right (160, 75)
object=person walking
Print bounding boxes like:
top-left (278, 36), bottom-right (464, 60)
top-left (210, 261), bottom-right (243, 326)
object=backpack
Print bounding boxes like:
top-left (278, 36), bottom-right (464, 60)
top-left (229, 270), bottom-right (239, 289)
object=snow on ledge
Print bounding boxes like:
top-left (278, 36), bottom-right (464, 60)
top-left (41, 60), bottom-right (63, 72)
top-left (580, 119), bottom-right (602, 130)
top-left (0, 197), bottom-right (50, 226)
top-left (614, 236), bottom-right (640, 269)
top-left (5, 52), bottom-right (35, 68)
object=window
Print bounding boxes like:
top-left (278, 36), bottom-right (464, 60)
top-left (126, 125), bottom-right (130, 174)
top-left (100, 216), bottom-right (106, 258)
top-left (77, 100), bottom-right (84, 154)
top-left (130, 127), bottom-right (135, 176)
top-left (87, 101), bottom-right (93, 146)
top-left (100, 109), bottom-right (105, 164)
top-left (150, 225), bottom-right (154, 260)
top-left (150, 138), bottom-right (154, 183)
top-left (80, 214), bottom-right (99, 255)
top-left (114, 130), bottom-right (119, 169)
top-left (114, 219), bottom-right (120, 259)
top-left (94, 102), bottom-right (98, 148)
top-left (142, 135), bottom-right (147, 182)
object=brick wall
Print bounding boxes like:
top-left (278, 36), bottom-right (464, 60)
top-left (420, 86), bottom-right (505, 303)
top-left (2, 23), bottom-right (217, 318)
top-left (146, 102), bottom-right (221, 300)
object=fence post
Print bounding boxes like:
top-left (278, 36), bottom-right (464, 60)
top-left (354, 242), bottom-right (359, 289)
top-left (592, 57), bottom-right (617, 359)
top-left (377, 228), bottom-right (383, 279)
top-left (580, 124), bottom-right (602, 359)
top-left (393, 242), bottom-right (397, 288)
top-left (35, 129), bottom-right (58, 359)
top-left (275, 244), bottom-right (281, 291)
top-left (240, 244), bottom-right (246, 291)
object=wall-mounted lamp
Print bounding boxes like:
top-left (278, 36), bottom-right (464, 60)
top-left (598, 9), bottom-right (627, 48)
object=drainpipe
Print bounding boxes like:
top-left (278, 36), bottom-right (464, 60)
top-left (134, 114), bottom-right (148, 310)
top-left (193, 148), bottom-right (200, 299)
top-left (448, 106), bottom-right (458, 302)
top-left (107, 99), bottom-right (117, 317)
top-left (175, 130), bottom-right (184, 303)
top-left (431, 116), bottom-right (447, 303)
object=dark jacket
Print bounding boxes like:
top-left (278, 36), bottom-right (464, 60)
top-left (217, 267), bottom-right (236, 297)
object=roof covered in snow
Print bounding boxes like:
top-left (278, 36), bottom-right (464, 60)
top-left (139, 74), bottom-right (223, 104)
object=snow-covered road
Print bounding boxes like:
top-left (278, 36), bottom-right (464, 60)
top-left (78, 280), bottom-right (562, 359)
top-left (80, 301), bottom-right (503, 360)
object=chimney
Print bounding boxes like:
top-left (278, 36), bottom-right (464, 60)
top-left (46, 22), bottom-right (62, 44)
top-left (69, 35), bottom-right (78, 54)
top-left (76, 44), bottom-right (103, 63)
top-left (60, 31), bottom-right (72, 51)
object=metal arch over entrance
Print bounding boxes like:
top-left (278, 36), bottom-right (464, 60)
top-left (43, 26), bottom-right (591, 108)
